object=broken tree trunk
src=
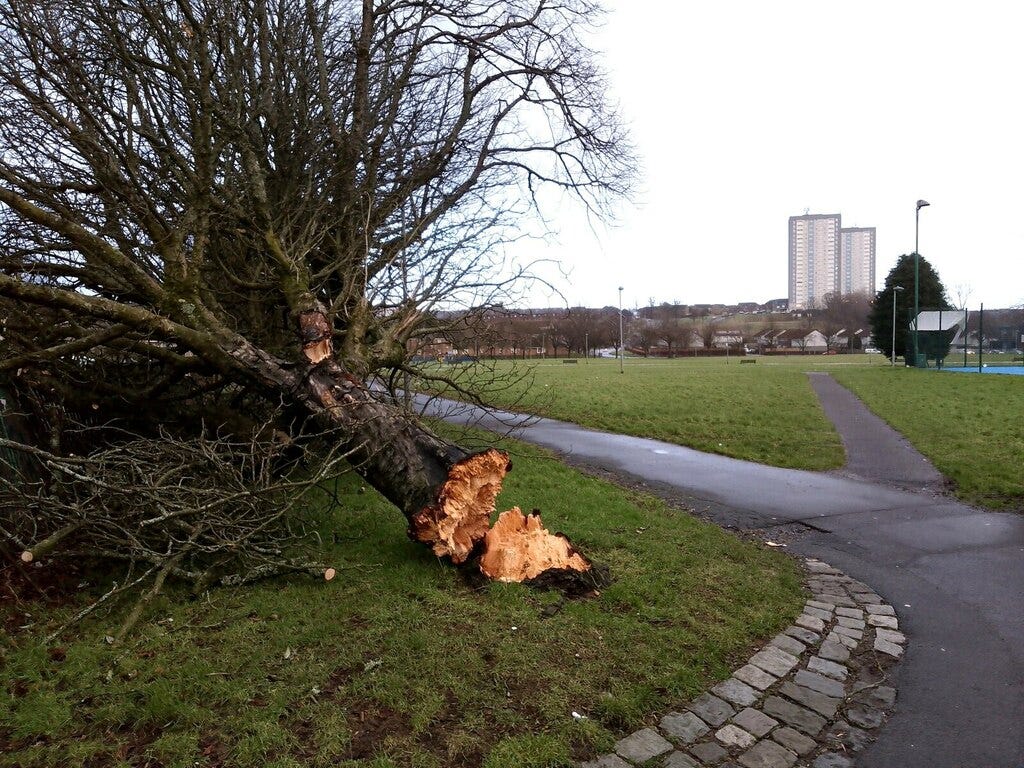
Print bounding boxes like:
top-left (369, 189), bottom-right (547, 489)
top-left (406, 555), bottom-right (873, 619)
top-left (226, 305), bottom-right (594, 582)
top-left (293, 365), bottom-right (594, 581)
top-left (480, 508), bottom-right (592, 582)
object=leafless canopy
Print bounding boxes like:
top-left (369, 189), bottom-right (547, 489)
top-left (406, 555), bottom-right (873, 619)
top-left (0, 0), bottom-right (633, 396)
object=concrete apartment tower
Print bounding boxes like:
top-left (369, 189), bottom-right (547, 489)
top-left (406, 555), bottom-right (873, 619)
top-left (788, 213), bottom-right (841, 310)
top-left (840, 227), bottom-right (876, 296)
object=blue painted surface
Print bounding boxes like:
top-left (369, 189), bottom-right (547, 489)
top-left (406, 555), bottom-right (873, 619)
top-left (944, 365), bottom-right (1024, 375)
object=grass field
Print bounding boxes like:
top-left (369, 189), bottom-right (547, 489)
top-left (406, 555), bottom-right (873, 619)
top-left (431, 354), bottom-right (1022, 511)
top-left (0, 436), bottom-right (803, 768)
top-left (833, 367), bottom-right (1024, 510)
top-left (437, 355), bottom-right (889, 470)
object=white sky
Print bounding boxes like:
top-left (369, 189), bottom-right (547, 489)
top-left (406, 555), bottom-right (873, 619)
top-left (523, 0), bottom-right (1024, 310)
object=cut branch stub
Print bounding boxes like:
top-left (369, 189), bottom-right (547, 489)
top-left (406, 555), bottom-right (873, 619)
top-left (409, 448), bottom-right (510, 563)
top-left (479, 507), bottom-right (592, 583)
top-left (298, 309), bottom-right (333, 364)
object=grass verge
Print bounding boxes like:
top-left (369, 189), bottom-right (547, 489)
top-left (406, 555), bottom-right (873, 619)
top-left (0, 435), bottom-right (803, 768)
top-left (832, 367), bottom-right (1024, 510)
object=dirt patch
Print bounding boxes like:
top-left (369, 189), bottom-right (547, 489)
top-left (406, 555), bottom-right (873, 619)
top-left (345, 701), bottom-right (413, 760)
top-left (414, 690), bottom-right (485, 768)
top-left (197, 733), bottom-right (228, 767)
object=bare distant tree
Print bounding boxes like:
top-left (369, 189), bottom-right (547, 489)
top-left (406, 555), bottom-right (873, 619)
top-left (819, 291), bottom-right (872, 350)
top-left (695, 318), bottom-right (717, 350)
top-left (654, 304), bottom-right (689, 357)
top-left (952, 284), bottom-right (973, 311)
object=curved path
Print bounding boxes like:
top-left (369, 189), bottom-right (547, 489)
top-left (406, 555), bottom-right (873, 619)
top-left (426, 377), bottom-right (1024, 768)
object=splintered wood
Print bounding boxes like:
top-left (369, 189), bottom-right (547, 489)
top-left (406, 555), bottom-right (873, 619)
top-left (479, 508), bottom-right (591, 582)
top-left (410, 449), bottom-right (510, 563)
top-left (410, 448), bottom-right (592, 583)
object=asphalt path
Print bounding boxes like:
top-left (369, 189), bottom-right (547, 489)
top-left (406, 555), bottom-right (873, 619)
top-left (422, 378), bottom-right (1024, 768)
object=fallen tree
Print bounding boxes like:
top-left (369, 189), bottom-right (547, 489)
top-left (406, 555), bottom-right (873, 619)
top-left (0, 0), bottom-right (631, 586)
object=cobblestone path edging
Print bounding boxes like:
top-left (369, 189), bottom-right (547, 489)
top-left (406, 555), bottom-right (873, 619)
top-left (582, 559), bottom-right (905, 768)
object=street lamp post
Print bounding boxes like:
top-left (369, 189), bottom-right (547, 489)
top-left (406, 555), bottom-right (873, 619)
top-left (891, 285), bottom-right (905, 367)
top-left (584, 332), bottom-right (589, 363)
top-left (618, 286), bottom-right (624, 374)
top-left (913, 199), bottom-right (930, 367)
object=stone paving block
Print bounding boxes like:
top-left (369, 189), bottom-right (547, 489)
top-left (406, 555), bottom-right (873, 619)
top-left (875, 628), bottom-right (906, 644)
top-left (851, 666), bottom-right (886, 692)
top-left (795, 614), bottom-right (826, 632)
top-left (663, 751), bottom-right (701, 768)
top-left (835, 616), bottom-right (865, 630)
top-left (807, 655), bottom-right (848, 680)
top-left (853, 685), bottom-right (896, 709)
top-left (812, 752), bottom-right (855, 768)
top-left (864, 603), bottom-right (895, 616)
top-left (761, 696), bottom-right (826, 736)
top-left (825, 719), bottom-right (873, 752)
top-left (688, 692), bottom-right (736, 727)
top-left (793, 669), bottom-right (846, 698)
top-left (803, 605), bottom-right (832, 621)
top-left (826, 630), bottom-right (858, 649)
top-left (734, 663), bottom-right (777, 691)
top-left (771, 726), bottom-right (816, 756)
top-left (812, 594), bottom-right (857, 607)
top-left (852, 592), bottom-right (882, 605)
top-left (749, 646), bottom-right (799, 677)
top-left (866, 614), bottom-right (898, 629)
top-left (805, 599), bottom-right (833, 611)
top-left (737, 738), bottom-right (797, 768)
top-left (783, 625), bottom-right (821, 645)
top-left (713, 678), bottom-right (760, 707)
top-left (689, 740), bottom-right (729, 764)
top-left (831, 625), bottom-right (863, 641)
top-left (732, 707), bottom-right (779, 738)
top-left (805, 560), bottom-right (840, 574)
top-left (580, 754), bottom-right (632, 768)
top-left (846, 705), bottom-right (885, 730)
top-left (770, 633), bottom-right (806, 657)
top-left (817, 640), bottom-right (851, 663)
top-left (615, 728), bottom-right (673, 763)
top-left (716, 723), bottom-right (757, 750)
top-left (874, 637), bottom-right (904, 657)
top-left (660, 710), bottom-right (710, 744)
top-left (779, 682), bottom-right (840, 718)
top-left (834, 606), bottom-right (863, 619)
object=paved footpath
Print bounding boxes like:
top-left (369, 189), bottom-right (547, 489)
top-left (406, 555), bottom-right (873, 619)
top-left (587, 558), bottom-right (906, 768)
top-left (427, 375), bottom-right (1024, 768)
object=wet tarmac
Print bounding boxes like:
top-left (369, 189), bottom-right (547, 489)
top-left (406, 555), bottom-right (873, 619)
top-left (422, 382), bottom-right (1024, 768)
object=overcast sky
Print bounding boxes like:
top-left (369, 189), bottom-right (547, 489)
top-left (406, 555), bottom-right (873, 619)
top-left (523, 1), bottom-right (1023, 311)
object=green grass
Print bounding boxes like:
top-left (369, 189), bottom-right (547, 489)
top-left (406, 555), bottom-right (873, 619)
top-left (0, 436), bottom-right (803, 768)
top-left (435, 356), bottom-right (889, 470)
top-left (833, 366), bottom-right (1024, 510)
top-left (433, 354), bottom-right (1022, 510)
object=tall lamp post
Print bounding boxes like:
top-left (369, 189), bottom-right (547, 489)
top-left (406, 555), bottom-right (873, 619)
top-left (891, 285), bottom-right (905, 367)
top-left (913, 199), bottom-right (930, 367)
top-left (618, 286), bottom-right (624, 374)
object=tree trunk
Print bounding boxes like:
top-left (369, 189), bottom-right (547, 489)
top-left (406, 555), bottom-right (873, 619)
top-left (227, 309), bottom-right (592, 579)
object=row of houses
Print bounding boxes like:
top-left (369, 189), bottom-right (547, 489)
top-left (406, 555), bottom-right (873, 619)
top-left (648, 328), bottom-right (874, 354)
top-left (751, 327), bottom-right (874, 352)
